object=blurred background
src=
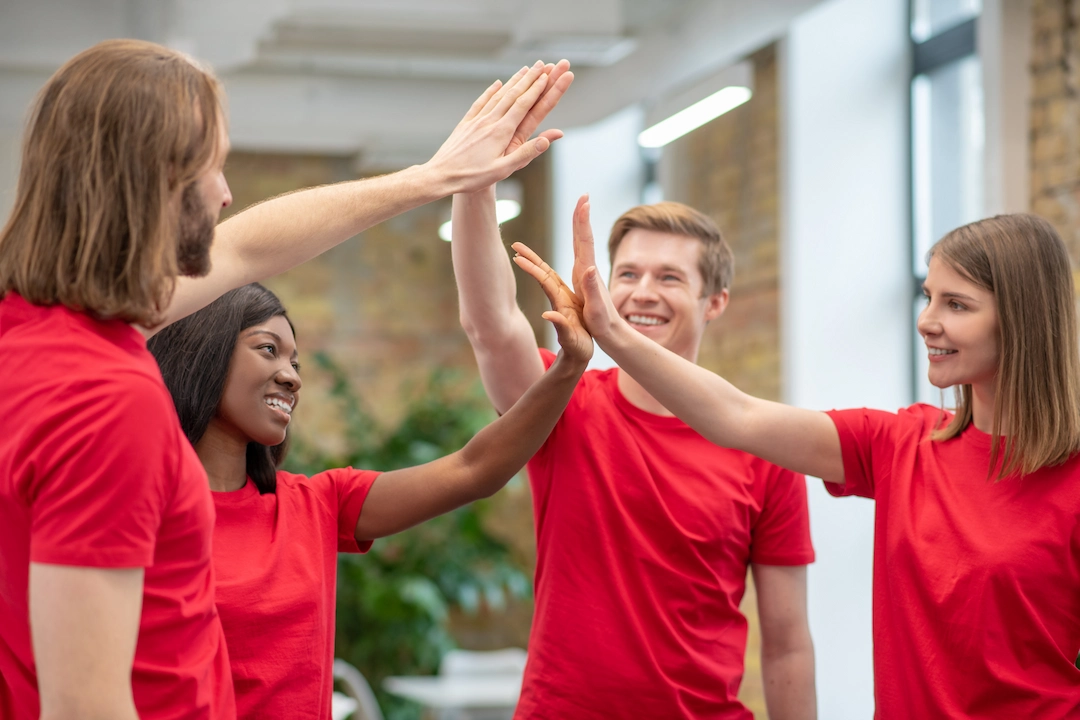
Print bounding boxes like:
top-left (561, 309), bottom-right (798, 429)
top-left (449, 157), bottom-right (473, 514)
top-left (0, 0), bottom-right (1072, 717)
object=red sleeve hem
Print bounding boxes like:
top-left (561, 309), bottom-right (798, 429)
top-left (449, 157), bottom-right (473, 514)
top-left (823, 478), bottom-right (853, 497)
top-left (824, 410), bottom-right (870, 498)
top-left (750, 551), bottom-right (816, 566)
top-left (30, 547), bottom-right (152, 568)
top-left (339, 470), bottom-right (379, 554)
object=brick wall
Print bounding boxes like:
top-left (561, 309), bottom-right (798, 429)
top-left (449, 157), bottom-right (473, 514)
top-left (659, 44), bottom-right (782, 717)
top-left (661, 45), bottom-right (783, 403)
top-left (1031, 0), bottom-right (1080, 267)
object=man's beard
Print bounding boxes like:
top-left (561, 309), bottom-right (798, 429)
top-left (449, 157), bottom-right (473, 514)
top-left (176, 182), bottom-right (215, 277)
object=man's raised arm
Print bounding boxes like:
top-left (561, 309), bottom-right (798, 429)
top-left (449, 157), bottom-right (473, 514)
top-left (150, 61), bottom-right (573, 334)
top-left (449, 62), bottom-right (572, 413)
top-left (450, 186), bottom-right (547, 413)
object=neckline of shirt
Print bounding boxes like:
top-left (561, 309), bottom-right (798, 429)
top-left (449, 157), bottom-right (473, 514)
top-left (211, 477), bottom-right (262, 504)
top-left (607, 369), bottom-right (689, 428)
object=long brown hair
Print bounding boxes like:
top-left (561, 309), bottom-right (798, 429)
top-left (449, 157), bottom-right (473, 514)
top-left (608, 202), bottom-right (734, 296)
top-left (929, 213), bottom-right (1080, 477)
top-left (0, 39), bottom-right (223, 326)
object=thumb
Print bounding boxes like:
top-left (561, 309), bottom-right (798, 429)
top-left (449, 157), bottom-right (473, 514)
top-left (504, 136), bottom-right (550, 173)
top-left (581, 266), bottom-right (603, 301)
top-left (580, 265), bottom-right (618, 338)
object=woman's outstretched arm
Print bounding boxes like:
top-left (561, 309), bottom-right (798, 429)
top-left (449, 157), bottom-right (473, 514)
top-left (354, 260), bottom-right (592, 541)
top-left (510, 200), bottom-right (845, 485)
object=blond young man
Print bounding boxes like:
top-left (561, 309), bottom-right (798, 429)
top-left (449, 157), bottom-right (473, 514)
top-left (0, 40), bottom-right (571, 720)
top-left (451, 192), bottom-right (816, 719)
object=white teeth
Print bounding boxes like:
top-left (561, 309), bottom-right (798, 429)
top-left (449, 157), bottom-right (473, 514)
top-left (627, 314), bottom-right (667, 326)
top-left (928, 348), bottom-right (957, 356)
top-left (265, 397), bottom-right (293, 415)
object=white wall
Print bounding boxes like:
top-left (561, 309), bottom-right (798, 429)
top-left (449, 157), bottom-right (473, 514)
top-left (549, 104), bottom-right (644, 368)
top-left (980, 0), bottom-right (1032, 216)
top-left (781, 0), bottom-right (911, 716)
top-left (0, 70), bottom-right (52, 220)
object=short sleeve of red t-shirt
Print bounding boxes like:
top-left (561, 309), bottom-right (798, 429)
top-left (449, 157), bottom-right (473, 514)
top-left (749, 459), bottom-right (814, 565)
top-left (275, 467), bottom-right (378, 553)
top-left (825, 407), bottom-right (908, 500)
top-left (22, 373), bottom-right (179, 568)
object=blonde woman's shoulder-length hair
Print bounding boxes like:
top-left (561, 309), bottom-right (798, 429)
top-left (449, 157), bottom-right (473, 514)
top-left (929, 213), bottom-right (1080, 478)
top-left (0, 39), bottom-right (224, 326)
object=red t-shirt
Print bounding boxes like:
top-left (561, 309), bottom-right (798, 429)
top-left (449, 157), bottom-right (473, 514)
top-left (211, 468), bottom-right (378, 720)
top-left (0, 294), bottom-right (234, 720)
top-left (828, 404), bottom-right (1080, 718)
top-left (515, 350), bottom-right (814, 720)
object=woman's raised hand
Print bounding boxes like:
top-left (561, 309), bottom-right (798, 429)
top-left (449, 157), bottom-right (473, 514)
top-left (510, 242), bottom-right (593, 366)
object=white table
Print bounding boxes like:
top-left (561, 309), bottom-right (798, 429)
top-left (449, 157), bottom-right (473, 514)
top-left (331, 691), bottom-right (359, 720)
top-left (383, 674), bottom-right (522, 710)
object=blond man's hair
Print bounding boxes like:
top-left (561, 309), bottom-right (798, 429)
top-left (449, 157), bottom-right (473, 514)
top-left (607, 202), bottom-right (734, 296)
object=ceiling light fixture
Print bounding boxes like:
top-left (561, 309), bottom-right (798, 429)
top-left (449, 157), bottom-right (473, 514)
top-left (637, 85), bottom-right (752, 148)
top-left (440, 199), bottom-right (522, 242)
top-left (441, 180), bottom-right (522, 241)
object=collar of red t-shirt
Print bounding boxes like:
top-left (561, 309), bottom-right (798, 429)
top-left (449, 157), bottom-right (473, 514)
top-left (0, 292), bottom-right (147, 353)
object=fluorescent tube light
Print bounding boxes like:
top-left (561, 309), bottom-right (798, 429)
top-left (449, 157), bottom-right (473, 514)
top-left (637, 86), bottom-right (752, 148)
top-left (440, 199), bottom-right (521, 241)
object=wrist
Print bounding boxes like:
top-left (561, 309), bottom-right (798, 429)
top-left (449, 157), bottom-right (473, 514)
top-left (595, 315), bottom-right (633, 354)
top-left (407, 161), bottom-right (458, 202)
top-left (549, 351), bottom-right (589, 378)
top-left (457, 183), bottom-right (497, 202)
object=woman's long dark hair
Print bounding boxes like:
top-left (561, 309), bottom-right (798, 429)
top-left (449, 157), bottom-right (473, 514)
top-left (149, 283), bottom-right (292, 493)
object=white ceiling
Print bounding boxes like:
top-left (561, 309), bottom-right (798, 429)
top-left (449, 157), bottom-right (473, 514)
top-left (0, 0), bottom-right (823, 167)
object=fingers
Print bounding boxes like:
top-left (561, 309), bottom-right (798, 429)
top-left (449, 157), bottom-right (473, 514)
top-left (574, 193), bottom-right (589, 216)
top-left (512, 252), bottom-right (562, 303)
top-left (542, 310), bottom-right (568, 331)
top-left (571, 195), bottom-right (597, 291)
top-left (463, 79), bottom-right (502, 122)
top-left (579, 265), bottom-right (609, 309)
top-left (579, 264), bottom-right (618, 331)
top-left (510, 61), bottom-right (573, 149)
top-left (505, 73), bottom-right (549, 135)
top-left (543, 310), bottom-right (594, 363)
top-left (492, 61), bottom-right (547, 119)
top-left (475, 65), bottom-right (530, 120)
top-left (574, 201), bottom-right (597, 260)
top-left (537, 129), bottom-right (564, 143)
top-left (511, 241), bottom-right (553, 273)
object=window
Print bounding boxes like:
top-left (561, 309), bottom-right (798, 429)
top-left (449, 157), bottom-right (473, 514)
top-left (910, 0), bottom-right (983, 404)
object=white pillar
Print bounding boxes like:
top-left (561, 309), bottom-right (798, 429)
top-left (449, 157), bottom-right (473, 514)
top-left (782, 0), bottom-right (911, 716)
top-left (549, 104), bottom-right (644, 368)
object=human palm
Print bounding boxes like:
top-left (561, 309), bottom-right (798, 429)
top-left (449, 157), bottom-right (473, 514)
top-left (514, 196), bottom-right (622, 344)
top-left (510, 243), bottom-right (592, 365)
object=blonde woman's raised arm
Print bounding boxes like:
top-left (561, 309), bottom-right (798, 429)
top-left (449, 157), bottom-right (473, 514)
top-left (512, 223), bottom-right (845, 485)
